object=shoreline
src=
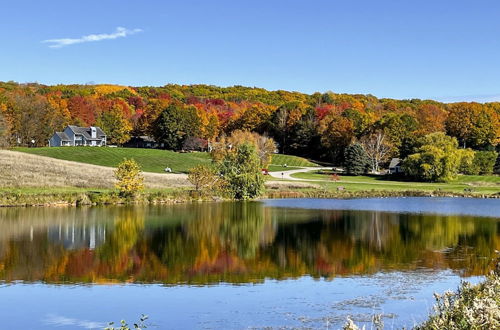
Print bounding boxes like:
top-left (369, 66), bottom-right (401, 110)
top-left (1, 188), bottom-right (499, 208)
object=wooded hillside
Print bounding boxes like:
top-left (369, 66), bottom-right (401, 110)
top-left (1, 81), bottom-right (498, 165)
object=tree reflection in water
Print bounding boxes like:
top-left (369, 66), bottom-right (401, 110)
top-left (0, 201), bottom-right (498, 284)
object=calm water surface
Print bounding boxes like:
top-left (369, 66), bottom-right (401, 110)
top-left (0, 197), bottom-right (498, 329)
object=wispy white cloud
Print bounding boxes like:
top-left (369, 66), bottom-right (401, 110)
top-left (42, 27), bottom-right (142, 48)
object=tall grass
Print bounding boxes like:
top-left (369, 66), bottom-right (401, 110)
top-left (0, 150), bottom-right (189, 189)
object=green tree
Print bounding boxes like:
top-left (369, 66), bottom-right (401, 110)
top-left (342, 108), bottom-right (372, 137)
top-left (114, 158), bottom-right (144, 198)
top-left (151, 104), bottom-right (201, 150)
top-left (458, 148), bottom-right (476, 175)
top-left (344, 143), bottom-right (370, 175)
top-left (403, 133), bottom-right (464, 182)
top-left (375, 113), bottom-right (418, 152)
top-left (472, 151), bottom-right (498, 175)
top-left (495, 147), bottom-right (500, 174)
top-left (216, 143), bottom-right (264, 200)
top-left (96, 106), bottom-right (132, 145)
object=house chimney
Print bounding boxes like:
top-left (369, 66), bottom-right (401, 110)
top-left (90, 126), bottom-right (96, 138)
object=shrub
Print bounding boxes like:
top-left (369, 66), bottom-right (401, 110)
top-left (343, 261), bottom-right (500, 330)
top-left (415, 269), bottom-right (500, 329)
top-left (459, 150), bottom-right (498, 175)
top-left (187, 164), bottom-right (225, 196)
top-left (458, 148), bottom-right (476, 175)
top-left (114, 158), bottom-right (144, 198)
top-left (216, 143), bottom-right (264, 200)
top-left (403, 133), bottom-right (463, 182)
top-left (473, 151), bottom-right (498, 175)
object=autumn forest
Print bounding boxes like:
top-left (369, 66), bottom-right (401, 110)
top-left (0, 81), bottom-right (499, 168)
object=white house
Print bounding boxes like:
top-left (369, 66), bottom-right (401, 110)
top-left (49, 125), bottom-right (107, 147)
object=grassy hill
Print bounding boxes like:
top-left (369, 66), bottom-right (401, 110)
top-left (0, 150), bottom-right (188, 189)
top-left (15, 147), bottom-right (318, 173)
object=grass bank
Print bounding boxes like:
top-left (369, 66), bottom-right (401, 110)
top-left (2, 184), bottom-right (499, 207)
top-left (291, 170), bottom-right (500, 195)
top-left (0, 187), bottom-right (202, 207)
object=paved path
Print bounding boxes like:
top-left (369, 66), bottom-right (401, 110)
top-left (268, 167), bottom-right (331, 180)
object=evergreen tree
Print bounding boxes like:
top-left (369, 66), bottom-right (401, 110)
top-left (344, 143), bottom-right (369, 175)
top-left (494, 146), bottom-right (500, 174)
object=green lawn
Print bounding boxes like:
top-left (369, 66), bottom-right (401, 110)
top-left (14, 147), bottom-right (316, 173)
top-left (269, 154), bottom-right (318, 167)
top-left (267, 165), bottom-right (302, 172)
top-left (291, 170), bottom-right (500, 194)
top-left (15, 147), bottom-right (211, 173)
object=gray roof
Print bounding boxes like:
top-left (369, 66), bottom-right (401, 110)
top-left (55, 132), bottom-right (71, 141)
top-left (68, 125), bottom-right (106, 140)
top-left (138, 136), bottom-right (156, 142)
top-left (389, 158), bottom-right (401, 168)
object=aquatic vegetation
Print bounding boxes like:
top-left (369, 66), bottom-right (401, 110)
top-left (416, 267), bottom-right (500, 330)
top-left (343, 260), bottom-right (500, 329)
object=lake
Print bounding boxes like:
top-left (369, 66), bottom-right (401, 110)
top-left (0, 197), bottom-right (499, 329)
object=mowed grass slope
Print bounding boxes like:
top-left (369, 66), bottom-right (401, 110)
top-left (15, 147), bottom-right (318, 173)
top-left (15, 147), bottom-right (210, 173)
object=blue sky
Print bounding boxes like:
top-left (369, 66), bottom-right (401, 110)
top-left (1, 0), bottom-right (500, 101)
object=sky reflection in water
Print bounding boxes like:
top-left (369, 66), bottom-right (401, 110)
top-left (0, 198), bottom-right (498, 329)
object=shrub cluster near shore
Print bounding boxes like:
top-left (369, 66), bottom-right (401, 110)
top-left (344, 259), bottom-right (500, 330)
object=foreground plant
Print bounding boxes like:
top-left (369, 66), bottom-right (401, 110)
top-left (343, 259), bottom-right (500, 330)
top-left (187, 164), bottom-right (226, 196)
top-left (216, 143), bottom-right (264, 200)
top-left (114, 158), bottom-right (144, 198)
top-left (105, 314), bottom-right (149, 330)
top-left (415, 270), bottom-right (500, 329)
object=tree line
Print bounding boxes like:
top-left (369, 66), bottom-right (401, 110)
top-left (0, 81), bottom-right (499, 178)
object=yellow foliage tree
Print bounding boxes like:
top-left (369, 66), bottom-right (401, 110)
top-left (114, 158), bottom-right (144, 198)
top-left (93, 84), bottom-right (137, 95)
top-left (188, 164), bottom-right (225, 196)
top-left (212, 130), bottom-right (277, 168)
